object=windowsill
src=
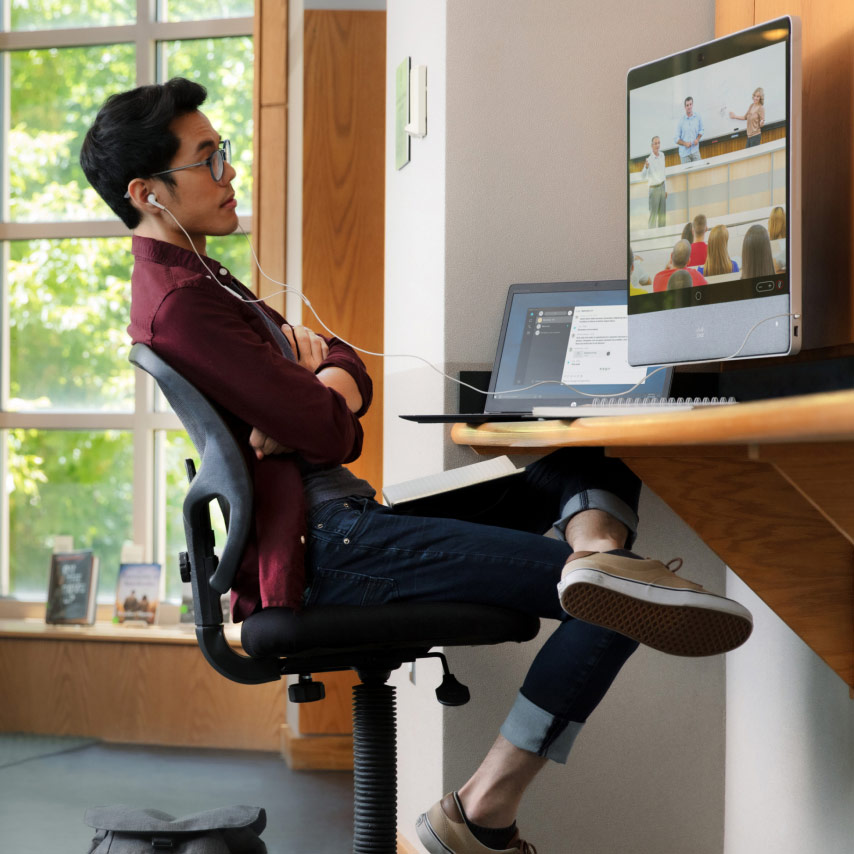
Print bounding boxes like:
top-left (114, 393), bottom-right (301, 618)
top-left (0, 599), bottom-right (242, 647)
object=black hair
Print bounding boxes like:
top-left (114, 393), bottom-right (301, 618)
top-left (80, 77), bottom-right (207, 228)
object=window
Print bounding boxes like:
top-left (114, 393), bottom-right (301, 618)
top-left (0, 1), bottom-right (253, 601)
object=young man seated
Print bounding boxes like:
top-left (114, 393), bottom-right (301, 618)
top-left (81, 78), bottom-right (752, 854)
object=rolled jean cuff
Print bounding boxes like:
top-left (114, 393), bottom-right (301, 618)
top-left (499, 691), bottom-right (584, 765)
top-left (552, 488), bottom-right (639, 548)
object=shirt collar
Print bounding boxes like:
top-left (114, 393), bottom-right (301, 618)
top-left (131, 234), bottom-right (223, 277)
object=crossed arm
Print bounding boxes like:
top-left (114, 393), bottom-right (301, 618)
top-left (249, 323), bottom-right (364, 459)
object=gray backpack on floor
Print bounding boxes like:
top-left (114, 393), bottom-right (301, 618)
top-left (84, 805), bottom-right (267, 853)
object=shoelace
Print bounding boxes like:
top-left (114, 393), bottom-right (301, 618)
top-left (665, 557), bottom-right (684, 573)
top-left (515, 840), bottom-right (538, 854)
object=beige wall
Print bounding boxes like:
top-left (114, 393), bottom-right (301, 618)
top-left (724, 571), bottom-right (854, 853)
top-left (385, 1), bottom-right (729, 852)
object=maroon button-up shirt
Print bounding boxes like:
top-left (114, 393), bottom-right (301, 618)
top-left (128, 236), bottom-right (372, 620)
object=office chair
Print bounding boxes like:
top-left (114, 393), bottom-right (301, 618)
top-left (129, 343), bottom-right (540, 854)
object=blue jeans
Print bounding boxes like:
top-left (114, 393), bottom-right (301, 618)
top-left (303, 448), bottom-right (641, 763)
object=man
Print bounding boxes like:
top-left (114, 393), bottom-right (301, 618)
top-left (653, 239), bottom-right (709, 291)
top-left (689, 212), bottom-right (709, 266)
top-left (641, 135), bottom-right (667, 228)
top-left (674, 96), bottom-right (704, 163)
top-left (81, 79), bottom-right (751, 854)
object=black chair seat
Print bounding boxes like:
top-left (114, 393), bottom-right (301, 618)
top-left (241, 601), bottom-right (540, 660)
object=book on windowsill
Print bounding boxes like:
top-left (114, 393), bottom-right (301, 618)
top-left (114, 563), bottom-right (162, 626)
top-left (45, 550), bottom-right (99, 626)
top-left (382, 455), bottom-right (525, 517)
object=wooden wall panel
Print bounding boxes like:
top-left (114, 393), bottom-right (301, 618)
top-left (716, 0), bottom-right (854, 351)
top-left (303, 10), bottom-right (386, 495)
top-left (0, 637), bottom-right (286, 750)
top-left (300, 9), bottom-right (386, 737)
top-left (715, 0), bottom-right (755, 35)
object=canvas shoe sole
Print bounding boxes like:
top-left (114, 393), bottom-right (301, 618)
top-left (557, 553), bottom-right (753, 657)
top-left (416, 793), bottom-right (532, 854)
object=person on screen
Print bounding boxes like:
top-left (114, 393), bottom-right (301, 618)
top-left (729, 87), bottom-right (765, 148)
top-left (674, 96), bottom-right (704, 162)
top-left (689, 213), bottom-right (708, 266)
top-left (641, 135), bottom-right (667, 228)
top-left (741, 224), bottom-right (776, 278)
top-left (666, 269), bottom-right (692, 290)
top-left (699, 225), bottom-right (740, 277)
top-left (653, 239), bottom-right (708, 291)
top-left (768, 206), bottom-right (787, 272)
top-left (628, 244), bottom-right (652, 294)
top-left (81, 78), bottom-right (754, 854)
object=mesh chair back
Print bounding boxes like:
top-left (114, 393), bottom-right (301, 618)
top-left (129, 344), bottom-right (280, 684)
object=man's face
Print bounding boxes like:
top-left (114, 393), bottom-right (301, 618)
top-left (685, 99), bottom-right (694, 116)
top-left (651, 137), bottom-right (661, 155)
top-left (152, 110), bottom-right (238, 245)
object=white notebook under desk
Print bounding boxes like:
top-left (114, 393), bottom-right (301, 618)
top-left (532, 397), bottom-right (737, 418)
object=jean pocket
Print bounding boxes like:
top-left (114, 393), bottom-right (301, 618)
top-left (302, 567), bottom-right (397, 608)
top-left (308, 497), bottom-right (371, 543)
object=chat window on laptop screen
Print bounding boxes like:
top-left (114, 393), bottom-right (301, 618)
top-left (488, 290), bottom-right (655, 410)
top-left (627, 26), bottom-right (790, 315)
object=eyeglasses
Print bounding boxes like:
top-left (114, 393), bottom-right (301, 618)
top-left (152, 139), bottom-right (232, 182)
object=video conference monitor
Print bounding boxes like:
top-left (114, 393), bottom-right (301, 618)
top-left (627, 17), bottom-right (801, 366)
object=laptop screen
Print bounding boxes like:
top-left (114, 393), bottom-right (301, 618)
top-left (484, 281), bottom-right (671, 414)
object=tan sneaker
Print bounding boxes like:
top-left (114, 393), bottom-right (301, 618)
top-left (557, 551), bottom-right (753, 656)
top-left (416, 793), bottom-right (537, 853)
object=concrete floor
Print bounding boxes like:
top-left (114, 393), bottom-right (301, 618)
top-left (0, 739), bottom-right (353, 852)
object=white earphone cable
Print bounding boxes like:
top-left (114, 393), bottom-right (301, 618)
top-left (159, 204), bottom-right (799, 400)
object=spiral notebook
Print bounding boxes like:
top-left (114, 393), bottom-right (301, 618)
top-left (402, 280), bottom-right (736, 424)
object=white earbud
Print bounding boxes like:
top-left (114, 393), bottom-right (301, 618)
top-left (147, 192), bottom-right (166, 210)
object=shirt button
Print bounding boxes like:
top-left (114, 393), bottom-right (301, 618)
top-left (300, 535), bottom-right (305, 544)
top-left (316, 523), bottom-right (324, 529)
top-left (219, 267), bottom-right (228, 276)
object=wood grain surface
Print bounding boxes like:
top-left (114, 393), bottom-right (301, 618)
top-left (0, 631), bottom-right (285, 750)
top-left (451, 392), bottom-right (854, 688)
top-left (299, 10), bottom-right (386, 738)
top-left (717, 0), bottom-right (854, 350)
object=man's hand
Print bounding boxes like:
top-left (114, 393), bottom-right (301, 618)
top-left (283, 323), bottom-right (364, 413)
top-left (249, 427), bottom-right (293, 460)
top-left (283, 324), bottom-right (329, 372)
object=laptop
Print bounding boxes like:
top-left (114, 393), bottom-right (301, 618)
top-left (401, 280), bottom-right (675, 424)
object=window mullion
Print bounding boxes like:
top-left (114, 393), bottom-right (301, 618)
top-left (136, 0), bottom-right (156, 85)
top-left (133, 364), bottom-right (155, 562)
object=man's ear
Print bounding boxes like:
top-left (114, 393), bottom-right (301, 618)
top-left (126, 178), bottom-right (161, 214)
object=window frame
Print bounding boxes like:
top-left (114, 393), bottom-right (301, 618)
top-left (0, 0), bottom-right (253, 598)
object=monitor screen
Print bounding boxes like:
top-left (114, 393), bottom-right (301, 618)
top-left (626, 17), bottom-right (800, 364)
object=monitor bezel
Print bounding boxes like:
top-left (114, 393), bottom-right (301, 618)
top-left (626, 16), bottom-right (801, 366)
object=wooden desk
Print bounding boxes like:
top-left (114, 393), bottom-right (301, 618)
top-left (452, 390), bottom-right (854, 692)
